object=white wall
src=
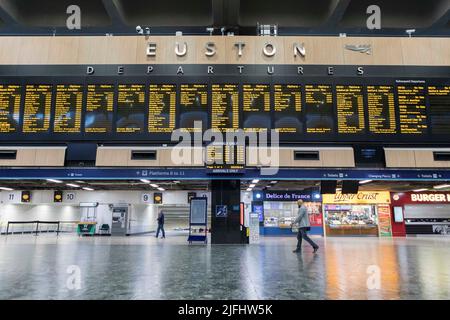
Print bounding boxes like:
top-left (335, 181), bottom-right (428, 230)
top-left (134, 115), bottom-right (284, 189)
top-left (0, 190), bottom-right (211, 234)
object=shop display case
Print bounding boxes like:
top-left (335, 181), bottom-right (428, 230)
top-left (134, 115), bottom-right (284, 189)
top-left (324, 204), bottom-right (379, 236)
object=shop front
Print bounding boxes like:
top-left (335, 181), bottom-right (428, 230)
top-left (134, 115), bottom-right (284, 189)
top-left (322, 191), bottom-right (392, 237)
top-left (254, 190), bottom-right (324, 236)
top-left (390, 192), bottom-right (450, 236)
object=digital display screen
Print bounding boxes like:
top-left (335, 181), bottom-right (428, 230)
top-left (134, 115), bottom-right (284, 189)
top-left (211, 84), bottom-right (239, 132)
top-left (179, 84), bottom-right (208, 132)
top-left (304, 84), bottom-right (334, 134)
top-left (116, 84), bottom-right (146, 133)
top-left (397, 85), bottom-right (428, 134)
top-left (243, 84), bottom-right (271, 132)
top-left (54, 84), bottom-right (83, 133)
top-left (273, 84), bottom-right (302, 133)
top-left (206, 144), bottom-right (245, 172)
top-left (23, 84), bottom-right (52, 133)
top-left (367, 86), bottom-right (397, 134)
top-left (85, 84), bottom-right (114, 134)
top-left (336, 85), bottom-right (365, 134)
top-left (0, 85), bottom-right (21, 133)
top-left (428, 86), bottom-right (450, 135)
top-left (148, 84), bottom-right (176, 133)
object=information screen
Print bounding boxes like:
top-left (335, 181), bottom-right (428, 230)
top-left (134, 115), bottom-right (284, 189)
top-left (336, 85), bottom-right (365, 134)
top-left (206, 144), bottom-right (245, 172)
top-left (179, 84), bottom-right (208, 132)
top-left (54, 84), bottom-right (83, 133)
top-left (428, 86), bottom-right (450, 135)
top-left (23, 84), bottom-right (52, 133)
top-left (367, 85), bottom-right (397, 134)
top-left (211, 84), bottom-right (239, 132)
top-left (116, 84), bottom-right (146, 133)
top-left (273, 84), bottom-right (302, 133)
top-left (397, 85), bottom-right (428, 135)
top-left (304, 84), bottom-right (334, 134)
top-left (243, 84), bottom-right (271, 132)
top-left (0, 85), bottom-right (21, 133)
top-left (85, 84), bottom-right (114, 134)
top-left (148, 84), bottom-right (176, 133)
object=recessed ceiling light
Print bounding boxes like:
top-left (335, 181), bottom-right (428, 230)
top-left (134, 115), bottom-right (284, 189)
top-left (249, 184), bottom-right (256, 188)
top-left (252, 179), bottom-right (260, 184)
top-left (433, 184), bottom-right (450, 190)
top-left (82, 187), bottom-right (94, 191)
top-left (246, 188), bottom-right (252, 192)
top-left (413, 188), bottom-right (428, 192)
top-left (157, 187), bottom-right (165, 191)
top-left (0, 187), bottom-right (13, 191)
top-left (46, 179), bottom-right (63, 183)
top-left (140, 179), bottom-right (150, 183)
top-left (66, 183), bottom-right (80, 188)
top-left (150, 184), bottom-right (158, 188)
top-left (359, 180), bottom-right (373, 185)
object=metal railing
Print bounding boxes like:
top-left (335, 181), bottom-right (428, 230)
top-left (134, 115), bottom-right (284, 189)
top-left (3, 221), bottom-right (78, 235)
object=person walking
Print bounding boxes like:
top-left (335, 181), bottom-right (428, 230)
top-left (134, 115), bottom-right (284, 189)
top-left (156, 211), bottom-right (165, 239)
top-left (292, 200), bottom-right (319, 253)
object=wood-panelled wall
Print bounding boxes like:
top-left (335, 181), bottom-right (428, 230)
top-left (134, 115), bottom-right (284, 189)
top-left (0, 36), bottom-right (448, 66)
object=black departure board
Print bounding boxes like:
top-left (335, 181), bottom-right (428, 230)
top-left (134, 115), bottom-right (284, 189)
top-left (148, 84), bottom-right (176, 133)
top-left (116, 84), bottom-right (146, 133)
top-left (304, 85), bottom-right (334, 134)
top-left (54, 84), bottom-right (83, 133)
top-left (397, 85), bottom-right (428, 135)
top-left (336, 85), bottom-right (365, 134)
top-left (273, 84), bottom-right (302, 133)
top-left (242, 84), bottom-right (270, 132)
top-left (179, 84), bottom-right (208, 132)
top-left (428, 86), bottom-right (450, 135)
top-left (23, 84), bottom-right (52, 133)
top-left (211, 84), bottom-right (239, 132)
top-left (206, 144), bottom-right (245, 173)
top-left (367, 86), bottom-right (397, 134)
top-left (0, 85), bottom-right (21, 133)
top-left (85, 84), bottom-right (114, 134)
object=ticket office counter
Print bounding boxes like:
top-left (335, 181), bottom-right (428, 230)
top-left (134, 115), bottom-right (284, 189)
top-left (322, 192), bottom-right (393, 237)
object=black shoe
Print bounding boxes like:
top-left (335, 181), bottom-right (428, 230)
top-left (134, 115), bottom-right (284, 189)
top-left (313, 247), bottom-right (319, 254)
top-left (293, 249), bottom-right (301, 253)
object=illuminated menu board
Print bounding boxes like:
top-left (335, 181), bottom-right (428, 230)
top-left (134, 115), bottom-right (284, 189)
top-left (23, 84), bottom-right (52, 133)
top-left (428, 86), bottom-right (450, 135)
top-left (397, 85), bottom-right (428, 134)
top-left (273, 84), bottom-right (302, 133)
top-left (54, 85), bottom-right (83, 133)
top-left (148, 84), bottom-right (176, 133)
top-left (0, 85), bottom-right (21, 133)
top-left (336, 85), bottom-right (365, 134)
top-left (304, 85), bottom-right (334, 134)
top-left (211, 84), bottom-right (239, 132)
top-left (179, 84), bottom-right (208, 132)
top-left (367, 86), bottom-right (397, 134)
top-left (116, 84), bottom-right (145, 133)
top-left (242, 84), bottom-right (270, 132)
top-left (85, 84), bottom-right (114, 134)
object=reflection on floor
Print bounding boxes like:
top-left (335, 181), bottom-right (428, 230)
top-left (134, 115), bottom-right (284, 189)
top-left (0, 234), bottom-right (449, 300)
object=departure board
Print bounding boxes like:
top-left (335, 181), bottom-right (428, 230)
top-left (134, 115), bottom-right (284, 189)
top-left (54, 85), bottom-right (83, 133)
top-left (116, 84), bottom-right (146, 133)
top-left (242, 84), bottom-right (270, 132)
top-left (211, 84), bottom-right (239, 132)
top-left (304, 85), bottom-right (334, 134)
top-left (367, 86), bottom-right (397, 134)
top-left (179, 84), bottom-right (208, 132)
top-left (206, 143), bottom-right (245, 173)
top-left (85, 84), bottom-right (114, 134)
top-left (0, 85), bottom-right (21, 133)
top-left (428, 86), bottom-right (450, 135)
top-left (336, 85), bottom-right (365, 134)
top-left (397, 86), bottom-right (428, 134)
top-left (273, 84), bottom-right (302, 133)
top-left (148, 84), bottom-right (176, 133)
top-left (23, 84), bottom-right (52, 133)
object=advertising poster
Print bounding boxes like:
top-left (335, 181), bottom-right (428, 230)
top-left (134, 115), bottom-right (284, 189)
top-left (378, 204), bottom-right (393, 237)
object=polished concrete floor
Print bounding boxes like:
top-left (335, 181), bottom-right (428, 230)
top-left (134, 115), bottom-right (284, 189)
top-left (0, 234), bottom-right (449, 300)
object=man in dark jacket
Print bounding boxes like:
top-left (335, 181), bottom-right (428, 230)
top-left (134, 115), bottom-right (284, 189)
top-left (156, 211), bottom-right (165, 239)
top-left (292, 200), bottom-right (319, 253)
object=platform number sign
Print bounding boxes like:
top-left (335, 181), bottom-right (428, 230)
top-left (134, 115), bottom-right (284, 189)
top-left (65, 192), bottom-right (76, 202)
top-left (21, 191), bottom-right (31, 203)
top-left (141, 193), bottom-right (151, 204)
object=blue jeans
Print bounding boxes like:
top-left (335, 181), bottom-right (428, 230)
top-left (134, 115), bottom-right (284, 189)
top-left (156, 223), bottom-right (165, 238)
